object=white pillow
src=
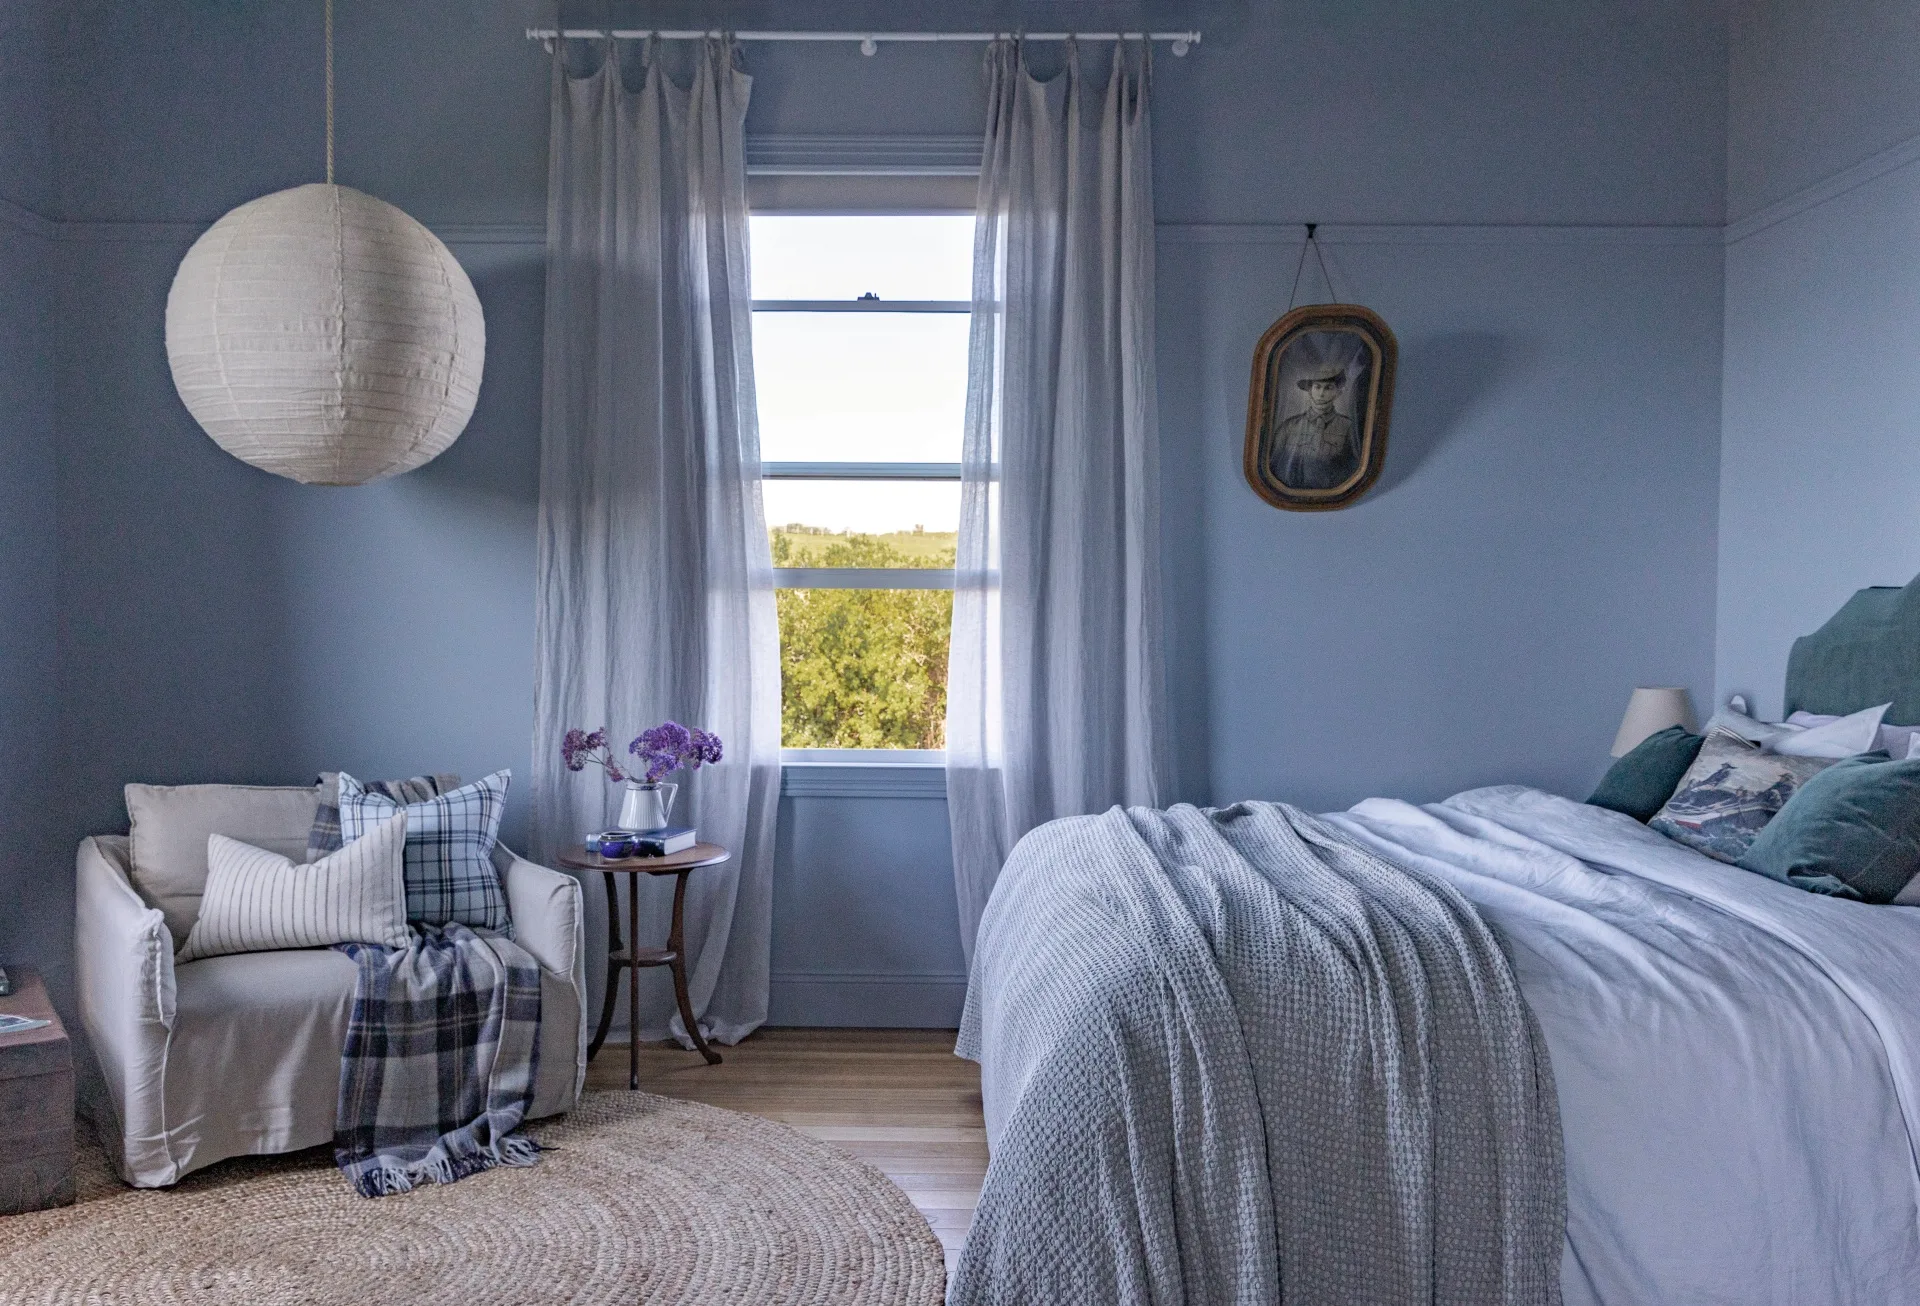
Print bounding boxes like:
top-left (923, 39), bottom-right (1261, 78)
top-left (1781, 712), bottom-right (1920, 758)
top-left (1704, 708), bottom-right (1794, 749)
top-left (1774, 703), bottom-right (1891, 756)
top-left (125, 782), bottom-right (321, 948)
top-left (1707, 703), bottom-right (1890, 759)
top-left (1882, 726), bottom-right (1920, 760)
top-left (179, 811), bottom-right (410, 962)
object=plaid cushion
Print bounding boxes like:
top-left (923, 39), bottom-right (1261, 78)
top-left (340, 770), bottom-right (511, 932)
top-left (309, 772), bottom-right (461, 862)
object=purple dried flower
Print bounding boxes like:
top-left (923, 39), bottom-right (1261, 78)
top-left (559, 725), bottom-right (630, 783)
top-left (627, 720), bottom-right (724, 784)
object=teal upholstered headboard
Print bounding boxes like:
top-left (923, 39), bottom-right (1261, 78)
top-left (1784, 576), bottom-right (1920, 723)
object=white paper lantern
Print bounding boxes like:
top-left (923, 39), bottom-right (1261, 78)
top-left (165, 182), bottom-right (485, 486)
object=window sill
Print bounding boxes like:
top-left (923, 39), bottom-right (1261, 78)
top-left (780, 756), bottom-right (948, 799)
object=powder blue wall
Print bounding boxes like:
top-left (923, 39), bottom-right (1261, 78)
top-left (1171, 230), bottom-right (1724, 811)
top-left (0, 0), bottom-right (61, 999)
top-left (1717, 0), bottom-right (1920, 717)
top-left (30, 0), bottom-right (1728, 1027)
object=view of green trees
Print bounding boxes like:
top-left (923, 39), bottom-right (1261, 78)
top-left (772, 526), bottom-right (957, 750)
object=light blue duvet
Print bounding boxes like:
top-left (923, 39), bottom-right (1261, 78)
top-left (960, 785), bottom-right (1920, 1304)
top-left (1332, 786), bottom-right (1920, 1305)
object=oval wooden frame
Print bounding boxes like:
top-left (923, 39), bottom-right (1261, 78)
top-left (1243, 303), bottom-right (1398, 512)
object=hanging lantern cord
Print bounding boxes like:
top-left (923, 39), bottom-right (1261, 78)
top-left (324, 0), bottom-right (335, 185)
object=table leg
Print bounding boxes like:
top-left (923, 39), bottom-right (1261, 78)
top-left (627, 868), bottom-right (643, 1090)
top-left (668, 870), bottom-right (722, 1065)
top-left (587, 871), bottom-right (622, 1060)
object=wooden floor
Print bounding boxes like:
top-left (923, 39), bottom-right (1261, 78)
top-left (586, 1028), bottom-right (986, 1271)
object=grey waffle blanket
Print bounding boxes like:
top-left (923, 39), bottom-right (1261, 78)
top-left (952, 801), bottom-right (1564, 1305)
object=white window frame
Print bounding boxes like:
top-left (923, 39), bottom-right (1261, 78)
top-left (754, 227), bottom-right (969, 768)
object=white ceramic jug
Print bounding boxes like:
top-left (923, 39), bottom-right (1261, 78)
top-left (616, 781), bottom-right (677, 833)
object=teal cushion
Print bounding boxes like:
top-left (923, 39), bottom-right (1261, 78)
top-left (1588, 726), bottom-right (1705, 822)
top-left (1736, 754), bottom-right (1920, 903)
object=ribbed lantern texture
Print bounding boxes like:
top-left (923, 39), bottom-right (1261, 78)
top-left (165, 183), bottom-right (485, 486)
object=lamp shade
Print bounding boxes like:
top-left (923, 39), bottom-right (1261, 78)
top-left (165, 183), bottom-right (485, 486)
top-left (1611, 687), bottom-right (1697, 757)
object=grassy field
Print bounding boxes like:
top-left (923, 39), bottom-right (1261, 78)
top-left (771, 526), bottom-right (957, 568)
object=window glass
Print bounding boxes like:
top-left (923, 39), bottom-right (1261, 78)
top-left (777, 589), bottom-right (952, 750)
top-left (752, 313), bottom-right (968, 463)
top-left (749, 215), bottom-right (975, 301)
top-left (752, 212), bottom-right (972, 753)
top-left (765, 481), bottom-right (959, 572)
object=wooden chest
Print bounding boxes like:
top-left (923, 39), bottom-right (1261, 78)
top-left (0, 966), bottom-right (76, 1214)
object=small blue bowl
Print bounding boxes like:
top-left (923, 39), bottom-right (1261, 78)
top-left (587, 830), bottom-right (640, 859)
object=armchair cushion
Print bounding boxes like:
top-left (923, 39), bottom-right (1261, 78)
top-left (340, 770), bottom-right (512, 932)
top-left (180, 813), bottom-right (412, 962)
top-left (307, 771), bottom-right (460, 861)
top-left (125, 783), bottom-right (320, 949)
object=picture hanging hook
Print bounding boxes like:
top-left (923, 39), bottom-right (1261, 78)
top-left (1286, 223), bottom-right (1316, 311)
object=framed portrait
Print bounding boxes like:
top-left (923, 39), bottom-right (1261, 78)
top-left (1243, 304), bottom-right (1398, 512)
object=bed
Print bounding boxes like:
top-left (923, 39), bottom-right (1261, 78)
top-left (953, 579), bottom-right (1920, 1305)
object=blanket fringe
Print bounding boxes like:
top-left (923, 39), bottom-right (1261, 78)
top-left (348, 1136), bottom-right (547, 1199)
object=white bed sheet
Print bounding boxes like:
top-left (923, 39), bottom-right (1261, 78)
top-left (1326, 785), bottom-right (1920, 1306)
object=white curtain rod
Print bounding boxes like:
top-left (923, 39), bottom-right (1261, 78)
top-left (525, 28), bottom-right (1201, 56)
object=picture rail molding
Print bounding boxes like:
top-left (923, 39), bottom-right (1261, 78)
top-left (527, 28), bottom-right (1201, 56)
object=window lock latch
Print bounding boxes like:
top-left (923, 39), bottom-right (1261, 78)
top-left (857, 292), bottom-right (880, 301)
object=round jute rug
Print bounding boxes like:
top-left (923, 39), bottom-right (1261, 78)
top-left (1, 1091), bottom-right (947, 1305)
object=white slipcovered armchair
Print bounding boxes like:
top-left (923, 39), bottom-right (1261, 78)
top-left (75, 783), bottom-right (586, 1188)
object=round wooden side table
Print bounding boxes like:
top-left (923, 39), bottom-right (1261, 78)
top-left (557, 842), bottom-right (731, 1089)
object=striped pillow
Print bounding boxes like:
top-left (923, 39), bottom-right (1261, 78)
top-left (178, 811), bottom-right (411, 962)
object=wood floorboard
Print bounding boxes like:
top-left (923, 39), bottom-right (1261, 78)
top-left (587, 1027), bottom-right (985, 1275)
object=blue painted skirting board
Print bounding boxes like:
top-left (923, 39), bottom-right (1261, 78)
top-left (769, 971), bottom-right (968, 1028)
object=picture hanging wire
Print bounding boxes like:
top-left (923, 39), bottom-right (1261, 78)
top-left (1286, 224), bottom-right (1338, 309)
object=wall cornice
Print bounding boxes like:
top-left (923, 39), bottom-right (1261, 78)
top-left (1726, 127), bottom-right (1920, 246)
top-left (0, 194), bottom-right (58, 239)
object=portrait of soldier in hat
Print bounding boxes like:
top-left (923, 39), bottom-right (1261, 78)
top-left (1244, 307), bottom-right (1395, 511)
top-left (1269, 359), bottom-right (1359, 491)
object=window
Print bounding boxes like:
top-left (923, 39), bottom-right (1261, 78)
top-left (751, 214), bottom-right (974, 758)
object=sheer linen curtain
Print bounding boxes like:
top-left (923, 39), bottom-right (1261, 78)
top-left (532, 39), bottom-right (780, 1045)
top-left (947, 41), bottom-right (1169, 960)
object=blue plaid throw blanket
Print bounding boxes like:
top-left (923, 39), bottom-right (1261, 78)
top-left (333, 923), bottom-right (544, 1197)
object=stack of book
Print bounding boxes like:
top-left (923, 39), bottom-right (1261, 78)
top-left (587, 827), bottom-right (698, 859)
